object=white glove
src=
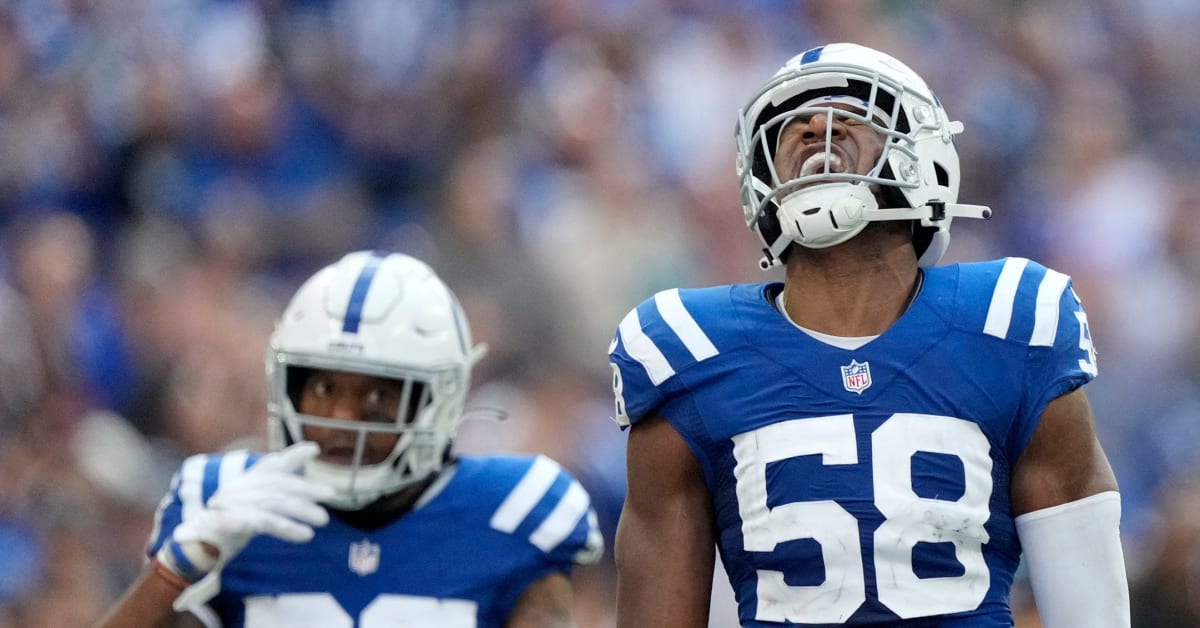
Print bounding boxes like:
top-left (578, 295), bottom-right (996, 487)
top-left (156, 442), bottom-right (334, 605)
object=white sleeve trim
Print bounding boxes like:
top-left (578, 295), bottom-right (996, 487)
top-left (983, 257), bottom-right (1028, 339)
top-left (1015, 491), bottom-right (1130, 628)
top-left (654, 289), bottom-right (718, 361)
top-left (1030, 269), bottom-right (1069, 347)
top-left (617, 308), bottom-right (675, 385)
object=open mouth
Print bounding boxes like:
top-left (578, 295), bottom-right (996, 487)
top-left (797, 151), bottom-right (846, 177)
top-left (319, 446), bottom-right (360, 465)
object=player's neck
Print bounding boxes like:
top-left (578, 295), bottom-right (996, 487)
top-left (781, 234), bottom-right (920, 337)
top-left (331, 474), bottom-right (439, 530)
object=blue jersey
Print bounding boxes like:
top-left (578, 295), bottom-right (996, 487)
top-left (608, 258), bottom-right (1098, 626)
top-left (149, 454), bottom-right (603, 627)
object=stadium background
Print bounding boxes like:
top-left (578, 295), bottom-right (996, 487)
top-left (0, 1), bottom-right (1197, 625)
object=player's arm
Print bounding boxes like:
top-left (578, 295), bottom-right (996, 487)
top-left (1011, 387), bottom-right (1117, 511)
top-left (93, 562), bottom-right (200, 628)
top-left (1010, 387), bottom-right (1130, 627)
top-left (616, 412), bottom-right (715, 628)
top-left (94, 443), bottom-right (334, 628)
top-left (506, 572), bottom-right (576, 628)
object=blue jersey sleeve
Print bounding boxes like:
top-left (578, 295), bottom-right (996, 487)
top-left (608, 288), bottom-right (726, 427)
top-left (482, 456), bottom-right (604, 570)
top-left (609, 300), bottom-right (669, 427)
top-left (1016, 277), bottom-right (1099, 450)
top-left (970, 258), bottom-right (1098, 458)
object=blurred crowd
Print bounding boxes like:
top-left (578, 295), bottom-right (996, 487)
top-left (0, 0), bottom-right (1198, 626)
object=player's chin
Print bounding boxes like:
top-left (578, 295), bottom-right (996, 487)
top-left (317, 447), bottom-right (361, 466)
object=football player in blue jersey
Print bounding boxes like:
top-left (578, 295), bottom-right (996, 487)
top-left (609, 43), bottom-right (1130, 627)
top-left (97, 251), bottom-right (603, 628)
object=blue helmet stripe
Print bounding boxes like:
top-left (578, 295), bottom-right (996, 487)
top-left (342, 251), bottom-right (389, 333)
top-left (800, 45), bottom-right (825, 65)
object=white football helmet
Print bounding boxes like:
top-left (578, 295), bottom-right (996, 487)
top-left (736, 42), bottom-right (991, 269)
top-left (265, 251), bottom-right (485, 509)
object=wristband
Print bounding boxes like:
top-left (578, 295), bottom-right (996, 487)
top-left (153, 559), bottom-right (191, 592)
top-left (155, 540), bottom-right (218, 584)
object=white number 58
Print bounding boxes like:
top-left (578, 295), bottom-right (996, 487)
top-left (732, 413), bottom-right (993, 623)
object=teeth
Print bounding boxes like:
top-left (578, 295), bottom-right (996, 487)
top-left (799, 152), bottom-right (843, 177)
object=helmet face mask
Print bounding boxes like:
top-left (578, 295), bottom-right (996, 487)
top-left (736, 43), bottom-right (970, 268)
top-left (265, 251), bottom-right (483, 510)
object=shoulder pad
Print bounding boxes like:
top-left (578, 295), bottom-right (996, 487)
top-left (614, 287), bottom-right (725, 386)
top-left (956, 257), bottom-right (1081, 348)
top-left (485, 456), bottom-right (604, 564)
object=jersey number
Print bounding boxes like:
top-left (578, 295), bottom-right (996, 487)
top-left (731, 413), bottom-right (993, 623)
top-left (244, 593), bottom-right (476, 627)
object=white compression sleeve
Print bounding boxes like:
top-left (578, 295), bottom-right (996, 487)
top-left (1014, 491), bottom-right (1130, 628)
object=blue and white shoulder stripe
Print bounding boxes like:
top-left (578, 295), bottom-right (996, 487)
top-left (961, 257), bottom-right (1081, 348)
top-left (612, 287), bottom-right (724, 387)
top-left (488, 455), bottom-right (603, 564)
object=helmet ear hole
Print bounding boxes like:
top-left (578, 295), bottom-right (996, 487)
top-left (934, 163), bottom-right (950, 188)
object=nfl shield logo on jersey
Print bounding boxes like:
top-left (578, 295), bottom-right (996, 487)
top-left (348, 539), bottom-right (381, 576)
top-left (841, 359), bottom-right (872, 394)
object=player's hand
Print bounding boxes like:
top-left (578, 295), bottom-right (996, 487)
top-left (156, 442), bottom-right (335, 583)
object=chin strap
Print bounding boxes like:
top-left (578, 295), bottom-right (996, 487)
top-left (758, 200), bottom-right (992, 269)
top-left (864, 200), bottom-right (993, 227)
